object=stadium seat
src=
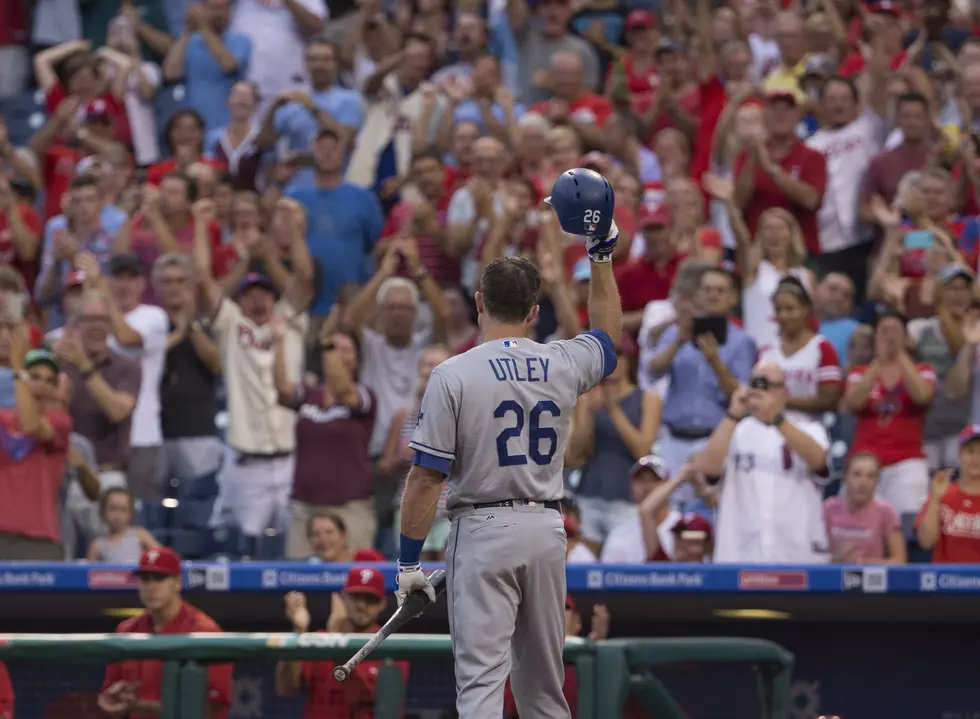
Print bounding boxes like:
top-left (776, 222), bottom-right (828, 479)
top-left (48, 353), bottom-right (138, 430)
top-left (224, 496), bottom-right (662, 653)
top-left (0, 90), bottom-right (47, 146)
top-left (154, 84), bottom-right (186, 146)
top-left (174, 498), bottom-right (213, 530)
top-left (176, 471), bottom-right (219, 501)
top-left (139, 502), bottom-right (171, 533)
top-left (255, 532), bottom-right (286, 560)
top-left (902, 513), bottom-right (932, 563)
top-left (207, 526), bottom-right (248, 560)
top-left (169, 528), bottom-right (207, 560)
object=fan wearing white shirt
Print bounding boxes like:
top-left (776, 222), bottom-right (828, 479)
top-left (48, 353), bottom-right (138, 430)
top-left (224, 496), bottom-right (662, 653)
top-left (600, 455), bottom-right (689, 563)
top-left (77, 251), bottom-right (170, 503)
top-left (701, 362), bottom-right (831, 564)
top-left (805, 67), bottom-right (889, 293)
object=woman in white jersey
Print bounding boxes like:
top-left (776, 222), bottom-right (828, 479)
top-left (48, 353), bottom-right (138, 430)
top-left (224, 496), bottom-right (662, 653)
top-left (733, 206), bottom-right (813, 349)
top-left (757, 276), bottom-right (844, 420)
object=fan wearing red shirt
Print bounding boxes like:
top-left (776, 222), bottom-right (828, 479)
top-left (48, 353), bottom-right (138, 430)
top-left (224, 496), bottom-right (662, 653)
top-left (530, 52), bottom-right (613, 151)
top-left (147, 110), bottom-right (225, 186)
top-left (838, 2), bottom-right (908, 78)
top-left (377, 151), bottom-right (459, 287)
top-left (843, 309), bottom-right (936, 515)
top-left (0, 180), bottom-right (41, 292)
top-left (616, 205), bottom-right (684, 332)
top-left (916, 425), bottom-right (980, 563)
top-left (98, 548), bottom-right (233, 719)
top-left (733, 92), bottom-right (827, 256)
top-left (276, 567), bottom-right (410, 719)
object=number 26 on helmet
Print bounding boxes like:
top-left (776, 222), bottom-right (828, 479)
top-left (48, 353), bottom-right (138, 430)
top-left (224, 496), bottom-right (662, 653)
top-left (543, 168), bottom-right (616, 239)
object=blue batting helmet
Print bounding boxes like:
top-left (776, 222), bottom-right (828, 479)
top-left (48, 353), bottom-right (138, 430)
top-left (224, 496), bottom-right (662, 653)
top-left (543, 168), bottom-right (615, 238)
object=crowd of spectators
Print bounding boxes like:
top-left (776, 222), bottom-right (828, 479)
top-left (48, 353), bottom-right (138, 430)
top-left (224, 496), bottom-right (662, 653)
top-left (1, 0), bottom-right (980, 568)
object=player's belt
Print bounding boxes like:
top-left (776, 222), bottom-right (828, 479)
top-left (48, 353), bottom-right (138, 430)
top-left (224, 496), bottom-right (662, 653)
top-left (472, 499), bottom-right (561, 512)
top-left (666, 425), bottom-right (714, 441)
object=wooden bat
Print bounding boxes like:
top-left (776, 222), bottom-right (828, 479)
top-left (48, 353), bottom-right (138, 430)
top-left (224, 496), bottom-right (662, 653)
top-left (333, 569), bottom-right (447, 682)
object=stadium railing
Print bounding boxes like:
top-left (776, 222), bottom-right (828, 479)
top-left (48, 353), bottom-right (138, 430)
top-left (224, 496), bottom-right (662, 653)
top-left (0, 633), bottom-right (794, 718)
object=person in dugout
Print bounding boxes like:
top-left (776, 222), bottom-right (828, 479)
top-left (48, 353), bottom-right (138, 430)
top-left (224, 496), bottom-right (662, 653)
top-left (502, 596), bottom-right (610, 719)
top-left (0, 662), bottom-right (11, 719)
top-left (276, 566), bottom-right (410, 718)
top-left (98, 547), bottom-right (233, 718)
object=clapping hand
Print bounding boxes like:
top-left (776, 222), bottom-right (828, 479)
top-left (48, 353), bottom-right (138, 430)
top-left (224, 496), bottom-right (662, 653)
top-left (728, 386), bottom-right (750, 420)
top-left (588, 604), bottom-right (610, 641)
top-left (931, 468), bottom-right (954, 502)
top-left (53, 335), bottom-right (93, 373)
top-left (694, 333), bottom-right (720, 361)
top-left (284, 591), bottom-right (311, 632)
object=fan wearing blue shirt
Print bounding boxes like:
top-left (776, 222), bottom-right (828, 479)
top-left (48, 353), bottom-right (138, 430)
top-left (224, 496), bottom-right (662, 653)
top-left (286, 128), bottom-right (384, 316)
top-left (259, 36), bottom-right (364, 153)
top-left (162, 0), bottom-right (252, 131)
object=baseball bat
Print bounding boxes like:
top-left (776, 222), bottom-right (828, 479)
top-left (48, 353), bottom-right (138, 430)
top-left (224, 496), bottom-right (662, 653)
top-left (333, 569), bottom-right (446, 682)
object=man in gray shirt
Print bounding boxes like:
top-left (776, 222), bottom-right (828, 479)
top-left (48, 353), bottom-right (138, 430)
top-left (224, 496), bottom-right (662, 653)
top-left (498, 0), bottom-right (600, 105)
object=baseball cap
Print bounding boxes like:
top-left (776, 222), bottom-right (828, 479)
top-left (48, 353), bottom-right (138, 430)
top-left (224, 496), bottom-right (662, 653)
top-left (572, 257), bottom-right (591, 282)
top-left (108, 253), bottom-right (144, 276)
top-left (655, 38), bottom-right (684, 57)
top-left (869, 0), bottom-right (902, 17)
top-left (629, 454), bottom-right (670, 481)
top-left (637, 205), bottom-right (672, 230)
top-left (133, 547), bottom-right (182, 578)
top-left (625, 9), bottom-right (657, 30)
top-left (24, 349), bottom-right (59, 374)
top-left (84, 100), bottom-right (112, 124)
top-left (959, 424), bottom-right (980, 447)
top-left (938, 264), bottom-right (975, 285)
top-left (65, 270), bottom-right (87, 289)
top-left (801, 55), bottom-right (835, 80)
top-left (342, 566), bottom-right (385, 599)
top-left (671, 512), bottom-right (713, 542)
top-left (236, 272), bottom-right (277, 296)
top-left (765, 89), bottom-right (802, 107)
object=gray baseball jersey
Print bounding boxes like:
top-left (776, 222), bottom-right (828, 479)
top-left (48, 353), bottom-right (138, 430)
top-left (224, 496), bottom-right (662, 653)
top-left (409, 329), bottom-right (617, 507)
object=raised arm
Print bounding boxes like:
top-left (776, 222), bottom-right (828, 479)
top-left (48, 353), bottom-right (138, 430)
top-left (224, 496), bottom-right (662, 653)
top-left (33, 40), bottom-right (91, 93)
top-left (338, 242), bottom-right (400, 336)
top-left (584, 224), bottom-right (622, 347)
top-left (189, 199), bottom-right (225, 319)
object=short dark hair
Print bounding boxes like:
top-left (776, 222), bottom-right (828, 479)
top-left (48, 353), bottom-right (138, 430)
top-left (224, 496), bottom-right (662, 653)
top-left (896, 91), bottom-right (929, 114)
top-left (162, 172), bottom-right (199, 203)
top-left (70, 174), bottom-right (99, 192)
top-left (306, 510), bottom-right (346, 538)
top-left (411, 148), bottom-right (443, 166)
top-left (820, 75), bottom-right (859, 103)
top-left (480, 257), bottom-right (541, 323)
top-left (701, 266), bottom-right (735, 290)
top-left (403, 31), bottom-right (435, 49)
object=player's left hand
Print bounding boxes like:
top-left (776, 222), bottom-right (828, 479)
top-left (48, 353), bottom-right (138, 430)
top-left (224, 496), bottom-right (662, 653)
top-left (585, 220), bottom-right (619, 264)
top-left (395, 563), bottom-right (436, 607)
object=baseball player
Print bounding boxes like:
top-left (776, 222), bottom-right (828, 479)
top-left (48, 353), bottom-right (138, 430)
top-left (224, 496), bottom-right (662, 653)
top-left (395, 168), bottom-right (622, 719)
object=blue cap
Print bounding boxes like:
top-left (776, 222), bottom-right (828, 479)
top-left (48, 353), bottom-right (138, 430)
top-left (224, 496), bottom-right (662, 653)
top-left (572, 258), bottom-right (591, 282)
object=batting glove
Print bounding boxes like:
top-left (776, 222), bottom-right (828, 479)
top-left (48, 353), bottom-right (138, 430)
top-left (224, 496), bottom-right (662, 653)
top-left (586, 220), bottom-right (619, 264)
top-left (395, 562), bottom-right (436, 607)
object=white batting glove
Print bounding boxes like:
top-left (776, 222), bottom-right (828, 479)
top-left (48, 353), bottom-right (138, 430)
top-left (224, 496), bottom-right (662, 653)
top-left (395, 563), bottom-right (436, 607)
top-left (585, 219), bottom-right (619, 264)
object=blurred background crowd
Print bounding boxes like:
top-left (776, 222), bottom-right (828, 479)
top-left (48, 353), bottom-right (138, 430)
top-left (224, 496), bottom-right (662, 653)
top-left (1, 0), bottom-right (980, 569)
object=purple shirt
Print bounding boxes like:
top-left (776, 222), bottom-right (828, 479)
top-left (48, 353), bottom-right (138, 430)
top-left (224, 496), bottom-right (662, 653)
top-left (290, 384), bottom-right (376, 506)
top-left (823, 496), bottom-right (900, 561)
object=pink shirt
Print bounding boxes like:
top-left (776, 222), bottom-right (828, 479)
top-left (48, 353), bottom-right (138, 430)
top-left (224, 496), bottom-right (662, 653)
top-left (823, 496), bottom-right (900, 561)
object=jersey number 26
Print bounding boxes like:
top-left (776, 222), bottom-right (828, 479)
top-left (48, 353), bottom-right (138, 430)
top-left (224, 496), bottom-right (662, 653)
top-left (494, 400), bottom-right (560, 466)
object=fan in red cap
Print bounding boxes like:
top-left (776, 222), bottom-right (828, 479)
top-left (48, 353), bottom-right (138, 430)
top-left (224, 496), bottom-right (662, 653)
top-left (276, 567), bottom-right (411, 715)
top-left (602, 459), bottom-right (712, 563)
top-left (98, 548), bottom-right (233, 719)
top-left (914, 425), bottom-right (980, 563)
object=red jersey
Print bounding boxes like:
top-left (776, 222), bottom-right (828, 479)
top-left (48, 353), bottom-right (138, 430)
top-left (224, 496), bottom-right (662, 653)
top-left (129, 216), bottom-right (227, 303)
top-left (0, 203), bottom-right (41, 291)
top-left (845, 364), bottom-right (936, 466)
top-left (300, 628), bottom-right (409, 719)
top-left (42, 144), bottom-right (84, 221)
top-left (146, 157), bottom-right (226, 186)
top-left (0, 409), bottom-right (71, 544)
top-left (381, 196), bottom-right (459, 287)
top-left (102, 603), bottom-right (233, 719)
top-left (46, 83), bottom-right (130, 147)
top-left (606, 54), bottom-right (659, 115)
top-left (733, 141), bottom-right (828, 256)
top-left (689, 76), bottom-right (728, 180)
top-left (914, 484), bottom-right (980, 563)
top-left (530, 94), bottom-right (614, 129)
top-left (0, 662), bottom-right (12, 719)
top-left (615, 254), bottom-right (685, 313)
